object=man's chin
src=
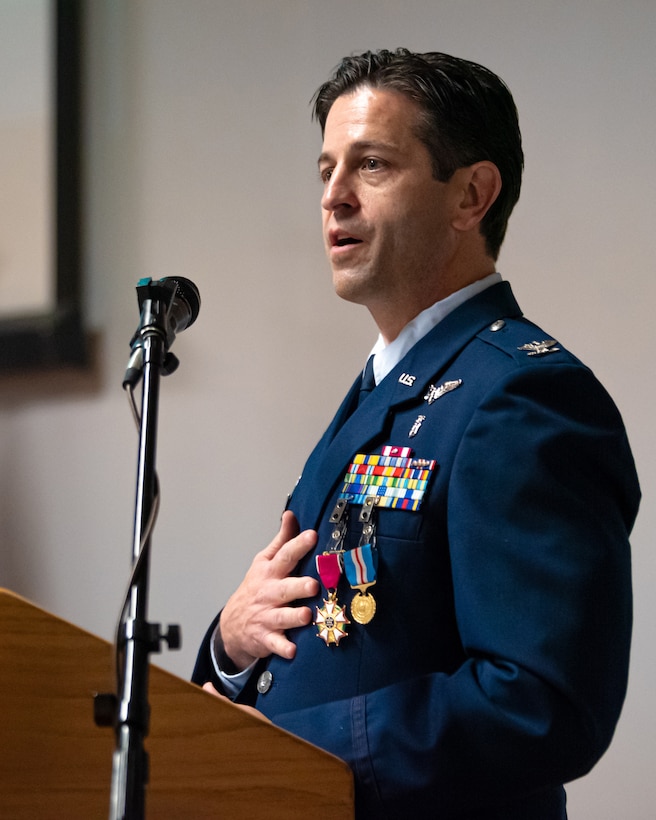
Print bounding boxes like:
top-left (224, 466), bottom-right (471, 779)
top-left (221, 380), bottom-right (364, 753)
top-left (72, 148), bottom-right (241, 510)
top-left (332, 270), bottom-right (373, 306)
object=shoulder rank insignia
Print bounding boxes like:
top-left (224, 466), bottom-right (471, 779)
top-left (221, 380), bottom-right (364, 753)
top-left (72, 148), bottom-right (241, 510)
top-left (517, 340), bottom-right (560, 357)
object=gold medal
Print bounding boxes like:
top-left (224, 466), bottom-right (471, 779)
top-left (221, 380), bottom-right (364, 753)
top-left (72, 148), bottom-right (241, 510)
top-left (350, 590), bottom-right (376, 624)
top-left (343, 498), bottom-right (379, 624)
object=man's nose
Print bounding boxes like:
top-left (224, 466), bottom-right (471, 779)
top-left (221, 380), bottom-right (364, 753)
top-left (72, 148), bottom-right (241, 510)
top-left (321, 167), bottom-right (358, 212)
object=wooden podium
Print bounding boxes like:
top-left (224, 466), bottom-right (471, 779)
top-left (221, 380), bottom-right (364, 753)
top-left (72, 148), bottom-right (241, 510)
top-left (0, 589), bottom-right (354, 819)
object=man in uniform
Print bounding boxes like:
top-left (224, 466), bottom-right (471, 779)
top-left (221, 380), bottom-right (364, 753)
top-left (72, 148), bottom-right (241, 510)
top-left (193, 49), bottom-right (640, 818)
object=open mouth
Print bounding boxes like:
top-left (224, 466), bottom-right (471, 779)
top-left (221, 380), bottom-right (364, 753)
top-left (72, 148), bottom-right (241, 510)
top-left (335, 237), bottom-right (362, 247)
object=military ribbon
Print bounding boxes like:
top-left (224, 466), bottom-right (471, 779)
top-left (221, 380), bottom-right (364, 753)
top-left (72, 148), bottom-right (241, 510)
top-left (343, 543), bottom-right (378, 624)
top-left (316, 552), bottom-right (342, 591)
top-left (343, 543), bottom-right (378, 590)
top-left (314, 552), bottom-right (350, 645)
top-left (339, 452), bottom-right (437, 511)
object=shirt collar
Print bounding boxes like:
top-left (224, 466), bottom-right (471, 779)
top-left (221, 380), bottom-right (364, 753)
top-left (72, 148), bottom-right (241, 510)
top-left (369, 272), bottom-right (502, 385)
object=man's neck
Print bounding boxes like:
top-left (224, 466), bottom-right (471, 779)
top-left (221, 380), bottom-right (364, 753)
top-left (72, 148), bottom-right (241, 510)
top-left (377, 272), bottom-right (496, 344)
top-left (368, 272), bottom-right (502, 386)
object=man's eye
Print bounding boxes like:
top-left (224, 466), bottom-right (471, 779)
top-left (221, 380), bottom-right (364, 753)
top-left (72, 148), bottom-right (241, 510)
top-left (320, 168), bottom-right (333, 183)
top-left (363, 158), bottom-right (383, 171)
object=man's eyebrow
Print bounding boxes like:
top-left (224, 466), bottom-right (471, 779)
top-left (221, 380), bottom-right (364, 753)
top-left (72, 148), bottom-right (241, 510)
top-left (317, 151), bottom-right (332, 168)
top-left (317, 140), bottom-right (399, 167)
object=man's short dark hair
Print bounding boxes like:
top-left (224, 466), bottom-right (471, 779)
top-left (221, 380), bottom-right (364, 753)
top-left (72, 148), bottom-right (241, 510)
top-left (312, 49), bottom-right (523, 260)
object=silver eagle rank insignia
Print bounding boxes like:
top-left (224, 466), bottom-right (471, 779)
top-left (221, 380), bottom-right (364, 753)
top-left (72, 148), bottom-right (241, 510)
top-left (517, 340), bottom-right (561, 357)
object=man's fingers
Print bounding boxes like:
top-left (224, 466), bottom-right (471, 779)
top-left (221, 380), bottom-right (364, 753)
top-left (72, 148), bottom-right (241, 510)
top-left (263, 512), bottom-right (318, 563)
top-left (275, 528), bottom-right (318, 570)
top-left (269, 633), bottom-right (297, 660)
top-left (271, 603), bottom-right (315, 631)
top-left (276, 575), bottom-right (320, 604)
top-left (202, 682), bottom-right (228, 699)
top-left (221, 513), bottom-right (319, 666)
top-left (258, 604), bottom-right (315, 660)
top-left (261, 510), bottom-right (300, 559)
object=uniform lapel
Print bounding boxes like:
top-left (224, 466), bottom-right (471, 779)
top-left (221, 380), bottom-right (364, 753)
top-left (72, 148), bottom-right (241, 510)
top-left (290, 282), bottom-right (522, 529)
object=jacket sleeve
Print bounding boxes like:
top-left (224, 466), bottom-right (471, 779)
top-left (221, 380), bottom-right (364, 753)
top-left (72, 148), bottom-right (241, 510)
top-left (191, 612), bottom-right (267, 704)
top-left (271, 363), bottom-right (640, 818)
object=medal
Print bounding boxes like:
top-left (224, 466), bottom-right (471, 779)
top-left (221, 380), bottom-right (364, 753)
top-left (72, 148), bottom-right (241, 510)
top-left (344, 544), bottom-right (377, 624)
top-left (350, 590), bottom-right (376, 624)
top-left (343, 498), bottom-right (379, 624)
top-left (314, 448), bottom-right (436, 638)
top-left (314, 501), bottom-right (351, 646)
top-left (314, 594), bottom-right (350, 645)
top-left (315, 553), bottom-right (350, 645)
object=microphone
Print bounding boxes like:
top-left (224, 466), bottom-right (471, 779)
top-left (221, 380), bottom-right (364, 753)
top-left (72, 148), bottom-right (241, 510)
top-left (161, 276), bottom-right (201, 335)
top-left (123, 277), bottom-right (201, 388)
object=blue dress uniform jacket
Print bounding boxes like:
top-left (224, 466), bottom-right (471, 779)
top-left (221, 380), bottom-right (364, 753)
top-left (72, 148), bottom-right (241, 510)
top-left (193, 282), bottom-right (640, 819)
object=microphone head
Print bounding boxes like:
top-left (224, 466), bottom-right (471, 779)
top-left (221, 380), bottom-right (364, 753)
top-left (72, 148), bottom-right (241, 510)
top-left (163, 277), bottom-right (201, 334)
top-left (125, 276), bottom-right (201, 388)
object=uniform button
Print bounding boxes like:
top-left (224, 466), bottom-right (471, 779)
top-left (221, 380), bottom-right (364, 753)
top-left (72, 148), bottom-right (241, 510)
top-left (257, 670), bottom-right (273, 694)
top-left (490, 319), bottom-right (506, 331)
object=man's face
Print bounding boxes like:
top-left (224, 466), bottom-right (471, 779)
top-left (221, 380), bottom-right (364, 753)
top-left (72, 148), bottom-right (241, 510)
top-left (318, 86), bottom-right (463, 339)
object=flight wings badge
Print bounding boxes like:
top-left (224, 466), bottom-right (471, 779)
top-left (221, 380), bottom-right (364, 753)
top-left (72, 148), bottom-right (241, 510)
top-left (424, 379), bottom-right (463, 405)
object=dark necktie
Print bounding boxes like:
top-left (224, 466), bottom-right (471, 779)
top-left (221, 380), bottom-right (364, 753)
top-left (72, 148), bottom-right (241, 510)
top-left (358, 355), bottom-right (376, 406)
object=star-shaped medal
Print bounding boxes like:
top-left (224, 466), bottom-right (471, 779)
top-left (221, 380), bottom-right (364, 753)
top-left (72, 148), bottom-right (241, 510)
top-left (315, 598), bottom-right (350, 645)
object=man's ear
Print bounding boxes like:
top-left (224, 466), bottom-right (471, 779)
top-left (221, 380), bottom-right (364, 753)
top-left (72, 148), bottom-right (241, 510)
top-left (451, 161), bottom-right (502, 232)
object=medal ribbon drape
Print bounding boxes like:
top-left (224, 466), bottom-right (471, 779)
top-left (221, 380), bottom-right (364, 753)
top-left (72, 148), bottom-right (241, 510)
top-left (314, 501), bottom-right (351, 645)
top-left (316, 552), bottom-right (343, 590)
top-left (343, 543), bottom-right (377, 588)
top-left (343, 542), bottom-right (378, 624)
top-left (315, 552), bottom-right (350, 645)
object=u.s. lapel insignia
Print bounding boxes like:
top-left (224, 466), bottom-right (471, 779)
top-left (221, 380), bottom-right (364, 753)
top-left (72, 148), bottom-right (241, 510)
top-left (518, 340), bottom-right (560, 357)
top-left (408, 414), bottom-right (426, 437)
top-left (424, 379), bottom-right (463, 405)
top-left (398, 373), bottom-right (416, 386)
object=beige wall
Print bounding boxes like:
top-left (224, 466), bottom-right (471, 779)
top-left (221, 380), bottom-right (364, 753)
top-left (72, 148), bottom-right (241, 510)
top-left (2, 1), bottom-right (654, 815)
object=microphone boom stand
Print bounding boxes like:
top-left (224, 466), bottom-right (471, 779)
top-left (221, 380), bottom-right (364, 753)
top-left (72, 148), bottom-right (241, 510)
top-left (108, 284), bottom-right (183, 820)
